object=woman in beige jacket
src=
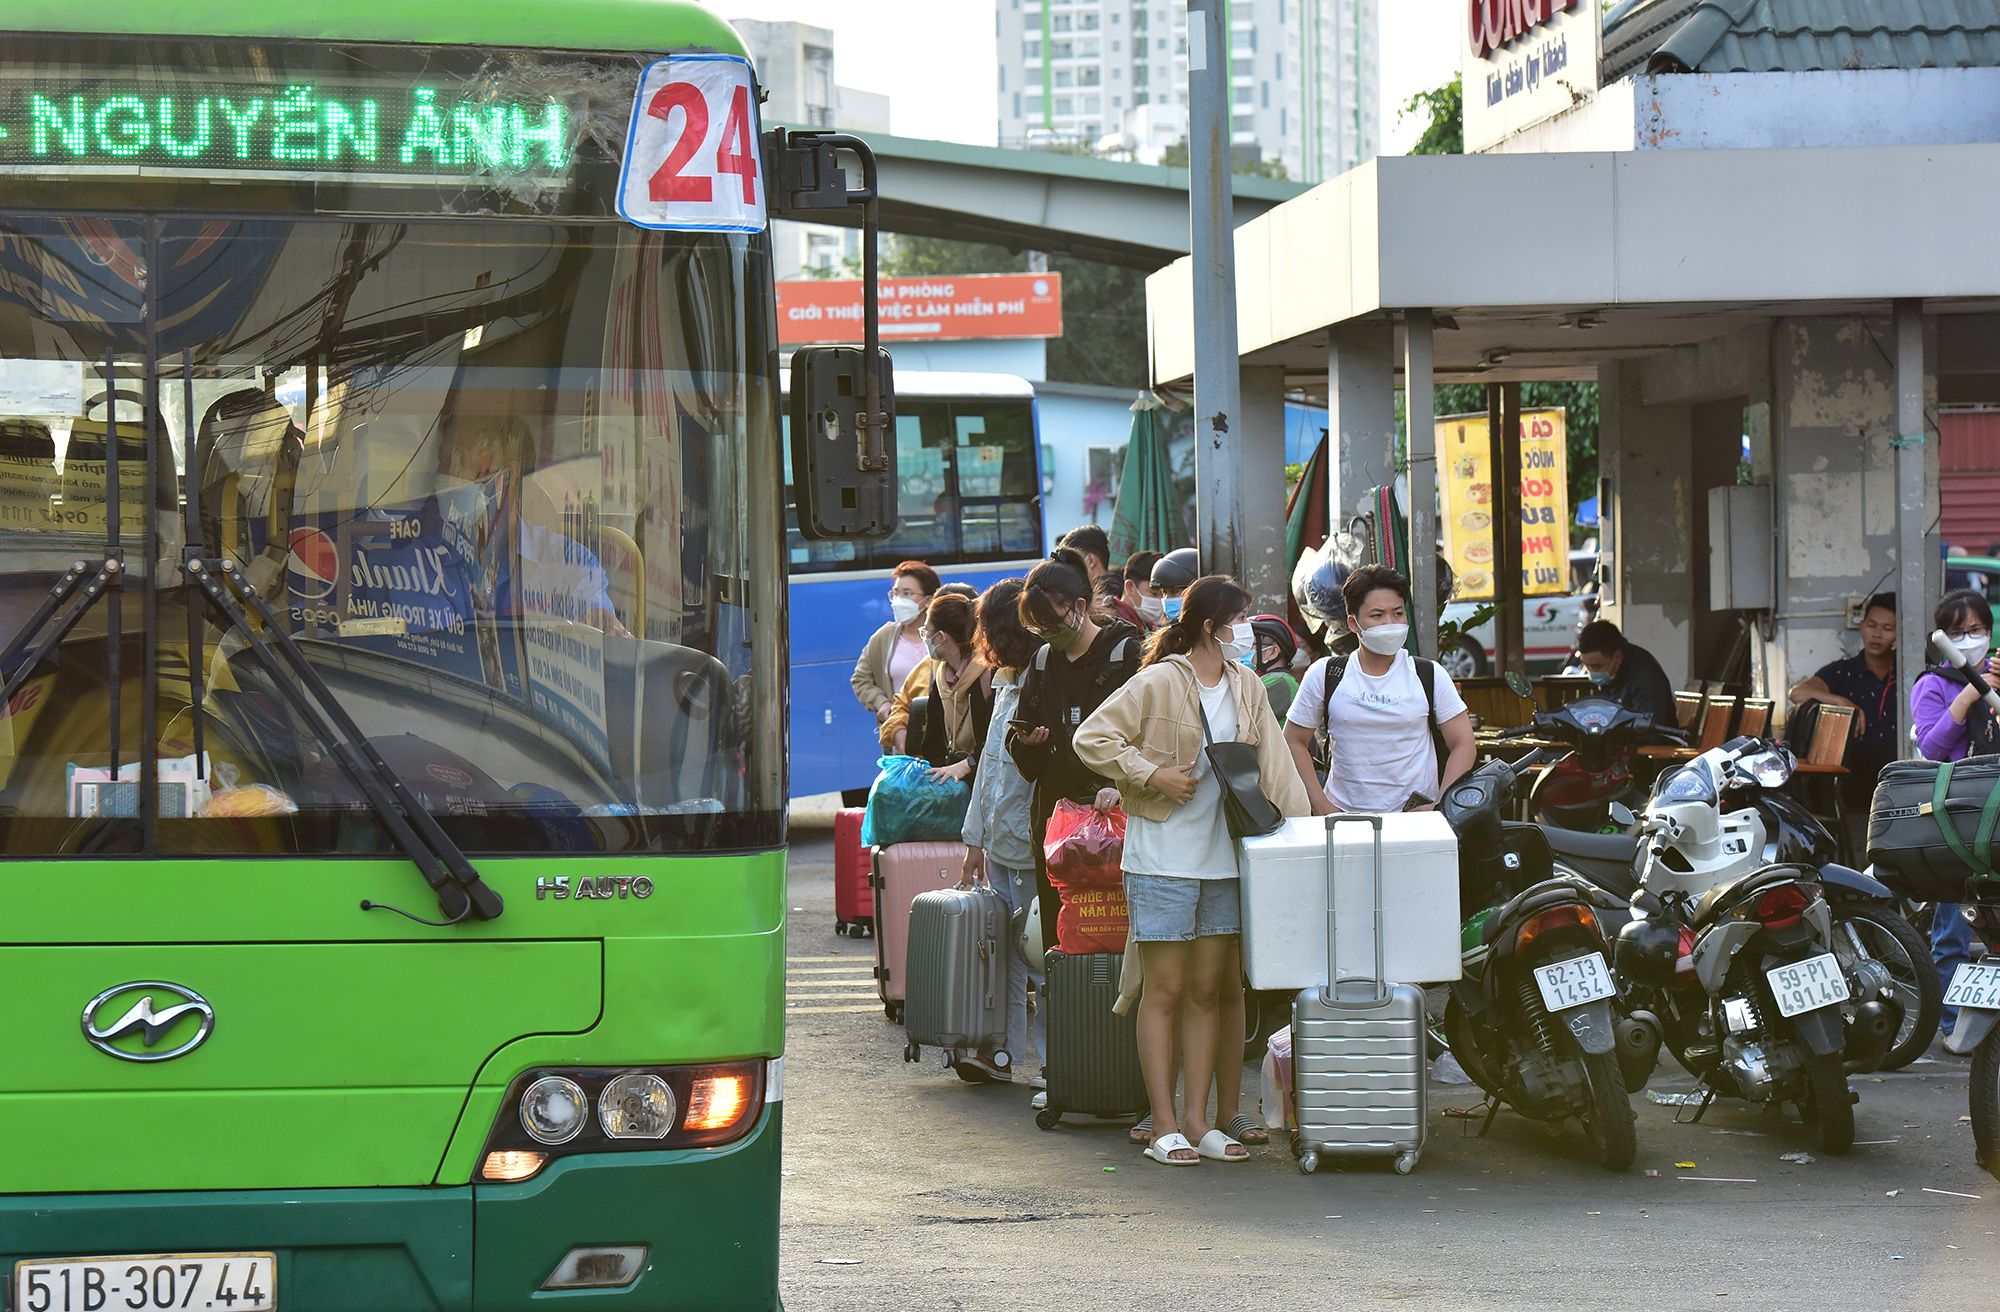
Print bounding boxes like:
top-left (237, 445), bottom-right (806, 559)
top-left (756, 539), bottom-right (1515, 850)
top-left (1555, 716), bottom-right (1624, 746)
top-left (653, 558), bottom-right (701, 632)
top-left (878, 594), bottom-right (989, 782)
top-left (1075, 575), bottom-right (1310, 1166)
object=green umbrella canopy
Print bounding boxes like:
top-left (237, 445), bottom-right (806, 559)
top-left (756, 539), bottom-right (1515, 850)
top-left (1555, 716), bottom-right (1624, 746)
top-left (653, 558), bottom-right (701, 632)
top-left (1108, 395), bottom-right (1187, 563)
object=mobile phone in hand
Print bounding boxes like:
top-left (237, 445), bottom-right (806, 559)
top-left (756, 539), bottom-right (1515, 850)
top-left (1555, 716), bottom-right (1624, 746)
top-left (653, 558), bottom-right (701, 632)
top-left (1402, 792), bottom-right (1434, 812)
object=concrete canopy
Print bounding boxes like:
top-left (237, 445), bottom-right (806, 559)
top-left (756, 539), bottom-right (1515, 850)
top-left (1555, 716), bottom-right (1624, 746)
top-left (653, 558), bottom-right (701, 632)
top-left (776, 129), bottom-right (1310, 271)
top-left (1145, 142), bottom-right (2000, 392)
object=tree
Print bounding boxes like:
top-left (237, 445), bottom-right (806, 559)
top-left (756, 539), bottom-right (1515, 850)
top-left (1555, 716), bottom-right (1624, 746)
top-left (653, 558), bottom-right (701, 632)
top-left (1401, 74), bottom-right (1463, 156)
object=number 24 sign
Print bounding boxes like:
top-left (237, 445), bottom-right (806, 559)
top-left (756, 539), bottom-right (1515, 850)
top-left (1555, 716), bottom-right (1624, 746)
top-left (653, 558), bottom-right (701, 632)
top-left (618, 54), bottom-right (767, 233)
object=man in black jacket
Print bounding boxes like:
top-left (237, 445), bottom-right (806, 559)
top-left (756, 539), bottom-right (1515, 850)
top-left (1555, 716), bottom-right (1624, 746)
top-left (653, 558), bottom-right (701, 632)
top-left (1576, 620), bottom-right (1676, 726)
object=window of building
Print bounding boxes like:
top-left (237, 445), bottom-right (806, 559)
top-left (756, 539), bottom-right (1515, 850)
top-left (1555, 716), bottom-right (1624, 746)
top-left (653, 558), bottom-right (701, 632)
top-left (1083, 95), bottom-right (1101, 113)
top-left (1233, 84), bottom-right (1253, 106)
top-left (1078, 64), bottom-right (1101, 86)
top-left (1056, 96), bottom-right (1074, 114)
top-left (1261, 81), bottom-right (1269, 108)
top-left (1078, 11), bottom-right (1100, 30)
top-left (1280, 106), bottom-right (1287, 135)
top-left (1133, 89), bottom-right (1149, 105)
top-left (1078, 37), bottom-right (1100, 56)
top-left (1112, 38), bottom-right (1121, 51)
top-left (1113, 94), bottom-right (1122, 106)
top-left (1025, 39), bottom-right (1042, 61)
top-left (1055, 69), bottom-right (1074, 87)
top-left (1131, 7), bottom-right (1147, 29)
top-left (1112, 66), bottom-right (1122, 78)
top-left (1232, 58), bottom-right (1253, 77)
top-left (1052, 40), bottom-right (1074, 58)
top-left (1000, 67), bottom-right (1007, 90)
top-left (1052, 14), bottom-right (1072, 30)
top-left (1132, 62), bottom-right (1150, 85)
top-left (1276, 51), bottom-right (1284, 79)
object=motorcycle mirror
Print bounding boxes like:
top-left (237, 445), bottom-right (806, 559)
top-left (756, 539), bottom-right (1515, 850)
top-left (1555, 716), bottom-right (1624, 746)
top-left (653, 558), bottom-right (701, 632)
top-left (1608, 801), bottom-right (1636, 827)
top-left (1504, 670), bottom-right (1532, 700)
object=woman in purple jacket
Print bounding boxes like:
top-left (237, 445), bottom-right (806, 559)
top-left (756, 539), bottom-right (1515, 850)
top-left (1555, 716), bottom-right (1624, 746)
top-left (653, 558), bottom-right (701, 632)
top-left (1907, 588), bottom-right (1995, 1034)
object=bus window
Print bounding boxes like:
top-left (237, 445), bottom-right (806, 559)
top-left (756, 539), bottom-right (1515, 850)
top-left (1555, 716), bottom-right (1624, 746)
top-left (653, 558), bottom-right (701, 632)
top-left (0, 218), bottom-right (784, 856)
top-left (949, 398), bottom-right (1039, 564)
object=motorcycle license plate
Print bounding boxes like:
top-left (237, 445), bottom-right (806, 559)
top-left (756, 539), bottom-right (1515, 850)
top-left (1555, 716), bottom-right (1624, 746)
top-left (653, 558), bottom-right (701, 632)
top-left (14, 1254), bottom-right (275, 1311)
top-left (1534, 952), bottom-right (1616, 1012)
top-left (1944, 962), bottom-right (2000, 1011)
top-left (1766, 952), bottom-right (1851, 1018)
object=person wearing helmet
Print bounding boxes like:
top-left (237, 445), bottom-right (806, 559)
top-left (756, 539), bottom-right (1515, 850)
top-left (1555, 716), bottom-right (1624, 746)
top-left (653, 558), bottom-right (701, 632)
top-left (1119, 549), bottom-right (1166, 629)
top-left (1246, 615), bottom-right (1301, 719)
top-left (1150, 547), bottom-right (1200, 622)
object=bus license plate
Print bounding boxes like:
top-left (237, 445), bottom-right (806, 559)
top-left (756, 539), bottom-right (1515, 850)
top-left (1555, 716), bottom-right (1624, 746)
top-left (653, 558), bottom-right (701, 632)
top-left (14, 1253), bottom-right (275, 1312)
top-left (1534, 952), bottom-right (1616, 1012)
top-left (1944, 962), bottom-right (2000, 1011)
top-left (1766, 952), bottom-right (1851, 1018)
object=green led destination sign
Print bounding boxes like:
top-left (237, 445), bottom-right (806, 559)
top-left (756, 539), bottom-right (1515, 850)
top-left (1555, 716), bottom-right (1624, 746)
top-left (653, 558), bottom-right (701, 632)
top-left (0, 78), bottom-right (579, 187)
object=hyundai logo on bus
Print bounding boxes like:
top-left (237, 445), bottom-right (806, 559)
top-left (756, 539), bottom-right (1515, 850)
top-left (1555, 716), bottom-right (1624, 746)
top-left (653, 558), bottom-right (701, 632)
top-left (80, 982), bottom-right (214, 1062)
top-left (537, 875), bottom-right (655, 901)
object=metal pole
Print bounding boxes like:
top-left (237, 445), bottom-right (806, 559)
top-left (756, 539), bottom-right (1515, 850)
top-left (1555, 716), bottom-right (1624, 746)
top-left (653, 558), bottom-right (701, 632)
top-left (1894, 298), bottom-right (1927, 758)
top-left (1499, 381), bottom-right (1525, 674)
top-left (1405, 310), bottom-right (1437, 656)
top-left (1187, 0), bottom-right (1244, 581)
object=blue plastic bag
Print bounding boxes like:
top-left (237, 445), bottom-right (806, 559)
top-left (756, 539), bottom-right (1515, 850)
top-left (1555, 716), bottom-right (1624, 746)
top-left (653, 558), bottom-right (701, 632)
top-left (860, 755), bottom-right (971, 847)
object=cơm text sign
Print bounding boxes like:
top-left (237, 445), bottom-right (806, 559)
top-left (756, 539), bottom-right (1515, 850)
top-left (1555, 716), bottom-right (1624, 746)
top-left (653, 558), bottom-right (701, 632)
top-left (1461, 0), bottom-right (1600, 153)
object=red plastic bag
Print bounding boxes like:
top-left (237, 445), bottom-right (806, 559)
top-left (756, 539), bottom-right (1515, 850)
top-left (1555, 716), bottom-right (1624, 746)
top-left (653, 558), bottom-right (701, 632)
top-left (1043, 799), bottom-right (1129, 954)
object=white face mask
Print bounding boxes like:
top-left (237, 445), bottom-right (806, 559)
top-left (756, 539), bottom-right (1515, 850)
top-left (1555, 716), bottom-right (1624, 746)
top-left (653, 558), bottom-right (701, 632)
top-left (1137, 595), bottom-right (1166, 623)
top-left (889, 595), bottom-right (922, 624)
top-left (1955, 632), bottom-right (1991, 665)
top-left (1218, 624), bottom-right (1256, 664)
top-left (1357, 622), bottom-right (1408, 656)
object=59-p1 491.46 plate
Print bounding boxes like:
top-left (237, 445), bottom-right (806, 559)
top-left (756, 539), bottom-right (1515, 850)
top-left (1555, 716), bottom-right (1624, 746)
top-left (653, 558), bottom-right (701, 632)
top-left (1766, 952), bottom-right (1851, 1019)
top-left (1944, 961), bottom-right (2000, 1011)
top-left (1534, 952), bottom-right (1616, 1012)
top-left (14, 1253), bottom-right (275, 1312)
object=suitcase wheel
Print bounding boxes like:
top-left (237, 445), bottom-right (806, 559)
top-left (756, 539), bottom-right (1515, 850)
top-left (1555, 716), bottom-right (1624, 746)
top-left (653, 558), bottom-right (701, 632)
top-left (941, 1049), bottom-right (956, 1069)
top-left (1035, 1108), bottom-right (1060, 1131)
top-left (1394, 1151), bottom-right (1419, 1175)
top-left (904, 1042), bottom-right (920, 1063)
top-left (1296, 1149), bottom-right (1319, 1175)
top-left (834, 922), bottom-right (847, 936)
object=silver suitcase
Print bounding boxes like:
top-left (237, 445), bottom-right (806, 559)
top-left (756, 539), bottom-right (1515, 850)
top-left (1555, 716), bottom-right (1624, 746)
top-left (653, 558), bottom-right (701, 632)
top-left (902, 886), bottom-right (1011, 1074)
top-left (1291, 814), bottom-right (1427, 1175)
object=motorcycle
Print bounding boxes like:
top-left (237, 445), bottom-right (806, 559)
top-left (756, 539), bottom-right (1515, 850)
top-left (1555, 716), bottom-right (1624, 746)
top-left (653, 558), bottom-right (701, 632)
top-left (1942, 900), bottom-right (2000, 1176)
top-left (1522, 698), bottom-right (1677, 832)
top-left (1537, 734), bottom-right (1940, 1069)
top-left (1439, 749), bottom-right (1660, 1170)
top-left (1610, 743), bottom-right (1904, 1153)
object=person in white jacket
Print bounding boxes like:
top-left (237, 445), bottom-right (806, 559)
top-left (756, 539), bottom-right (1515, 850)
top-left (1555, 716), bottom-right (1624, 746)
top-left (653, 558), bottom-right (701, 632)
top-left (958, 578), bottom-right (1048, 1084)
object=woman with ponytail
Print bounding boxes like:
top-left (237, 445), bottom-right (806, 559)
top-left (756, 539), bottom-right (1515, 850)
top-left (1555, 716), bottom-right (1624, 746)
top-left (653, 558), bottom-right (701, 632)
top-left (1005, 547), bottom-right (1146, 964)
top-left (1075, 575), bottom-right (1310, 1166)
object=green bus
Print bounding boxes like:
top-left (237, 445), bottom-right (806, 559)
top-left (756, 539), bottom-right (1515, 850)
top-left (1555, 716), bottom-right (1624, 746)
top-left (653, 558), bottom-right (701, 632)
top-left (1, 4), bottom-right (799, 1307)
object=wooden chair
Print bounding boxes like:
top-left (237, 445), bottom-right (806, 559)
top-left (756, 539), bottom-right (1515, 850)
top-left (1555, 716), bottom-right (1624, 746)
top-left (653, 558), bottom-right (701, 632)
top-left (1737, 698), bottom-right (1773, 738)
top-left (1695, 695), bottom-right (1739, 751)
top-left (1673, 690), bottom-right (1703, 731)
top-left (1535, 676), bottom-right (1596, 712)
top-left (1456, 675), bottom-right (1537, 731)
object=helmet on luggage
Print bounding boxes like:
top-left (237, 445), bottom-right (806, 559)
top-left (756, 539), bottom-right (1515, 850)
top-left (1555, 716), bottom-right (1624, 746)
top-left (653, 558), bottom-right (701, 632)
top-left (1294, 547), bottom-right (1352, 630)
top-left (1613, 917), bottom-right (1682, 987)
top-left (1150, 547), bottom-right (1200, 594)
top-left (1014, 897), bottom-right (1042, 969)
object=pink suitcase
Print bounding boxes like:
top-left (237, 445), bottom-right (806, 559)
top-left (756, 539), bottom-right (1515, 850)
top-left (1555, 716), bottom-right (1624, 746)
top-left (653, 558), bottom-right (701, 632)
top-left (834, 808), bottom-right (874, 937)
top-left (871, 840), bottom-right (965, 1024)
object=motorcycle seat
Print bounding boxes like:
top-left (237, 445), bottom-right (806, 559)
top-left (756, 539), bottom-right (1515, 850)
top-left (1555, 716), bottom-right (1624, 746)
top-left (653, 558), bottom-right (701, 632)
top-left (1690, 863), bottom-right (1817, 928)
top-left (1541, 827), bottom-right (1640, 865)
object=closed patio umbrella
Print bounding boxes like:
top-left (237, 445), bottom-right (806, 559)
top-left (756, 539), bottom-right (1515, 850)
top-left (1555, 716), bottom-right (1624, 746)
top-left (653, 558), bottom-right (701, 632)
top-left (1108, 394), bottom-right (1186, 562)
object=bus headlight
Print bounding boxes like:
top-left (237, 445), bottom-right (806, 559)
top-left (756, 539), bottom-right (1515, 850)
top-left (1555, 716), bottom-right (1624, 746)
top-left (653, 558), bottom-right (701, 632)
top-left (598, 1072), bottom-right (675, 1139)
top-left (520, 1075), bottom-right (589, 1144)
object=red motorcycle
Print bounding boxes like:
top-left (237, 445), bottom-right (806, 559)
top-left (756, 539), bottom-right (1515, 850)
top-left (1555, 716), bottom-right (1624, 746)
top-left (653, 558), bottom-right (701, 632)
top-left (1522, 699), bottom-right (1685, 832)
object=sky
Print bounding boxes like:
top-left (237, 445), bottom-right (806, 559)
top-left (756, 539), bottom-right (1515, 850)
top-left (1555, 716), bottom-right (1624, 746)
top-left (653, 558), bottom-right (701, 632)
top-left (724, 0), bottom-right (1464, 158)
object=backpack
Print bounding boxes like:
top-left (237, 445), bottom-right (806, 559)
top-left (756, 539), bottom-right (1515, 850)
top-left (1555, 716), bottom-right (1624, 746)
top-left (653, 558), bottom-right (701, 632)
top-left (1314, 653), bottom-right (1446, 791)
top-left (1010, 635), bottom-right (1137, 783)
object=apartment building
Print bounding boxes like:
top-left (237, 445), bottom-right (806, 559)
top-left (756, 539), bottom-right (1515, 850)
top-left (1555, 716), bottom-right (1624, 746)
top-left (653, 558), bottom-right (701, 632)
top-left (994, 0), bottom-right (1378, 183)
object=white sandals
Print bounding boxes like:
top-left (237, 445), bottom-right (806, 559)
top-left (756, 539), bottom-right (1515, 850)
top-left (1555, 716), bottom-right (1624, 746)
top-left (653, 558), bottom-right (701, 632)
top-left (1196, 1129), bottom-right (1248, 1161)
top-left (1143, 1132), bottom-right (1200, 1166)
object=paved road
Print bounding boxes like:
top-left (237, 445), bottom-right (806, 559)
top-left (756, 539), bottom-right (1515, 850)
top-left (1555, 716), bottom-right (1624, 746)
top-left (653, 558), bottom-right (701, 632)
top-left (778, 832), bottom-right (1996, 1311)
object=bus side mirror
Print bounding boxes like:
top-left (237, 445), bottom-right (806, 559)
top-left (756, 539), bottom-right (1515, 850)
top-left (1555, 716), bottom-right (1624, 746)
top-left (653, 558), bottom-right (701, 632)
top-left (788, 346), bottom-right (898, 540)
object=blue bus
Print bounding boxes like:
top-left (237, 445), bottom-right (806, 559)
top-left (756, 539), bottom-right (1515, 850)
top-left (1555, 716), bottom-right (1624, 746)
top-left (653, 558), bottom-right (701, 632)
top-left (786, 373), bottom-right (1046, 798)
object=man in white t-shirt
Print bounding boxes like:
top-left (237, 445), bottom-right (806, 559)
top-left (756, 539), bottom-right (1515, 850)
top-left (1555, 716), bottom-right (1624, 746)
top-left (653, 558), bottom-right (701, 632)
top-left (1281, 564), bottom-right (1477, 814)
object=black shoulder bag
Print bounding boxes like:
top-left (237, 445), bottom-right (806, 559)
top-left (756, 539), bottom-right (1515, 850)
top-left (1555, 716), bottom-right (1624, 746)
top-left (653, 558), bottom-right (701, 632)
top-left (1198, 681), bottom-right (1283, 839)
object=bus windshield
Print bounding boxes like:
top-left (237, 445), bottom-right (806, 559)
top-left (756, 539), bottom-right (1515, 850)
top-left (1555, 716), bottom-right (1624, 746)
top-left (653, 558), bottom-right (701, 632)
top-left (0, 217), bottom-right (784, 856)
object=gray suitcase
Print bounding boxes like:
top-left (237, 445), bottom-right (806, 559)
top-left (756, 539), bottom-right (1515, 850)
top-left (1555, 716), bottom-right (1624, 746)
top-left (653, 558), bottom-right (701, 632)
top-left (902, 886), bottom-right (1011, 1073)
top-left (1291, 813), bottom-right (1428, 1175)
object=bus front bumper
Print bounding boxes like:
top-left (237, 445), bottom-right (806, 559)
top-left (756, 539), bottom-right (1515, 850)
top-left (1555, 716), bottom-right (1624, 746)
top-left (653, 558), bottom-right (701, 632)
top-left (0, 1105), bottom-right (780, 1311)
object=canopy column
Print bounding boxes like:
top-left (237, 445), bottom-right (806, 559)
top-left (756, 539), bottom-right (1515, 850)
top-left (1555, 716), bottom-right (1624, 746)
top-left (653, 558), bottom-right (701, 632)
top-left (1404, 310), bottom-right (1437, 656)
top-left (1240, 364), bottom-right (1288, 610)
top-left (1328, 318), bottom-right (1396, 535)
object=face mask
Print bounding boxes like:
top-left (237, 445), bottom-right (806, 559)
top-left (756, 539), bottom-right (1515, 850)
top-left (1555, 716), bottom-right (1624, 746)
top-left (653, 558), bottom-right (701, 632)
top-left (889, 595), bottom-right (922, 624)
top-left (1138, 595), bottom-right (1166, 624)
top-left (1218, 625), bottom-right (1256, 664)
top-left (1955, 633), bottom-right (1991, 665)
top-left (1162, 596), bottom-right (1183, 622)
top-left (1044, 616), bottom-right (1081, 652)
top-left (1357, 622), bottom-right (1408, 656)
top-left (923, 632), bottom-right (940, 661)
top-left (1587, 668), bottom-right (1613, 686)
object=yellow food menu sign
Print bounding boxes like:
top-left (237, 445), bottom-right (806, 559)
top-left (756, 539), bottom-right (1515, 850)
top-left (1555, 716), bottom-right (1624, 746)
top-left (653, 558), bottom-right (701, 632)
top-left (1437, 408), bottom-right (1567, 600)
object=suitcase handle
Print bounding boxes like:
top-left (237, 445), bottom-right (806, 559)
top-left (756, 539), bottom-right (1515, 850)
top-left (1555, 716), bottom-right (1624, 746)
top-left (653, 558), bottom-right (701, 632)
top-left (1324, 813), bottom-right (1387, 1004)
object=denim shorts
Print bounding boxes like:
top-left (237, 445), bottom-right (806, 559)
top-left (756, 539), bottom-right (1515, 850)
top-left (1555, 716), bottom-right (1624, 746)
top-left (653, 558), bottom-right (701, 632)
top-left (1122, 873), bottom-right (1241, 942)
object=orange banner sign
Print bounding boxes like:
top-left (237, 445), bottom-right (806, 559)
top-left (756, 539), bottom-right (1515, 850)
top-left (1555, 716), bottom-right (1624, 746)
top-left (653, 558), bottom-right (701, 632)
top-left (777, 272), bottom-right (1062, 344)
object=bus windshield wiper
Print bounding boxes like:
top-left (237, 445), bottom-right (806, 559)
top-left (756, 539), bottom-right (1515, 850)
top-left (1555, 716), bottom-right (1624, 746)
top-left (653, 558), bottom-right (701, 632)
top-left (185, 555), bottom-right (504, 925)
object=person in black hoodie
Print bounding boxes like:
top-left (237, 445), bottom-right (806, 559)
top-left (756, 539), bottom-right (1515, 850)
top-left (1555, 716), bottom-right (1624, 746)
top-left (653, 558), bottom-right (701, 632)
top-left (1006, 547), bottom-right (1145, 957)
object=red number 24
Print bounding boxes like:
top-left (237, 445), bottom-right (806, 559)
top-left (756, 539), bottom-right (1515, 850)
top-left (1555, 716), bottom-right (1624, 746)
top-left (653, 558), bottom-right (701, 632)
top-left (649, 81), bottom-right (757, 206)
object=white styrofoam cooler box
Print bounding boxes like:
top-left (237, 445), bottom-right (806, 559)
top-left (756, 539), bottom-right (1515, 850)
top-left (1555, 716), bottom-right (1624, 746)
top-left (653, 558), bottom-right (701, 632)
top-left (1239, 813), bottom-right (1462, 990)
